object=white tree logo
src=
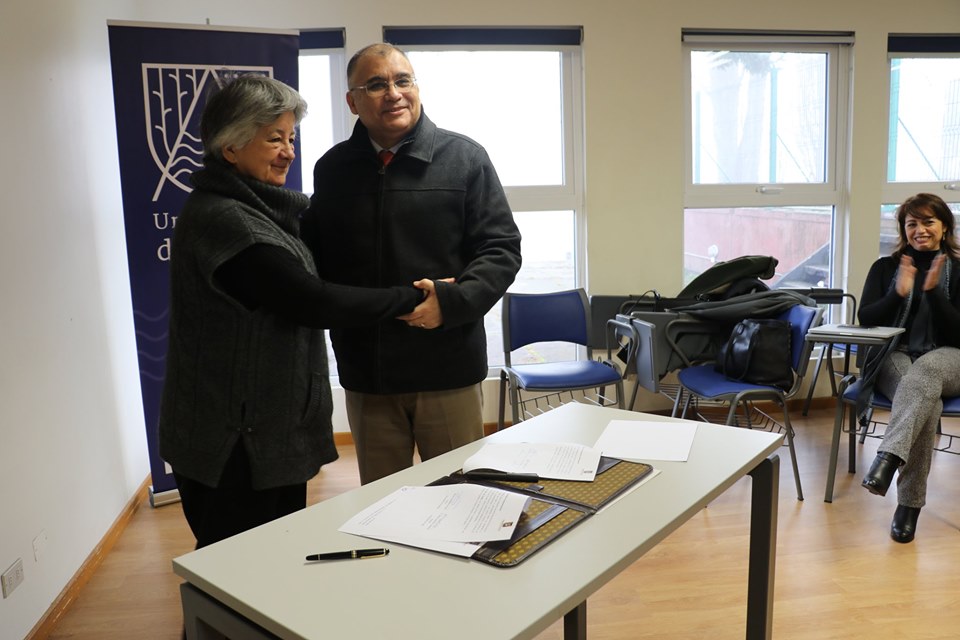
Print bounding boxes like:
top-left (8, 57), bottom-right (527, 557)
top-left (142, 64), bottom-right (273, 201)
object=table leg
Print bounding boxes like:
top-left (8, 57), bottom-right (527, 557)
top-left (824, 397), bottom-right (848, 503)
top-left (849, 404), bottom-right (860, 472)
top-left (181, 583), bottom-right (278, 640)
top-left (563, 601), bottom-right (587, 640)
top-left (746, 454), bottom-right (779, 640)
top-left (801, 344), bottom-right (828, 416)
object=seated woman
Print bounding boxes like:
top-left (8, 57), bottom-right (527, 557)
top-left (858, 193), bottom-right (960, 543)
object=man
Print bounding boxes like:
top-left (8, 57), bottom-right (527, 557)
top-left (302, 43), bottom-right (522, 484)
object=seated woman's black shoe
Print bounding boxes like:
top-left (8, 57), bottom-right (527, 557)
top-left (891, 505), bottom-right (921, 543)
top-left (861, 451), bottom-right (903, 497)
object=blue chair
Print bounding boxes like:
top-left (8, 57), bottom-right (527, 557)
top-left (824, 376), bottom-right (960, 502)
top-left (675, 303), bottom-right (824, 500)
top-left (498, 289), bottom-right (626, 430)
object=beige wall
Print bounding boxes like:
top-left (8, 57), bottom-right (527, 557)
top-left (2, 1), bottom-right (958, 636)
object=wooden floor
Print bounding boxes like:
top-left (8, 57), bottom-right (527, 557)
top-left (42, 406), bottom-right (960, 640)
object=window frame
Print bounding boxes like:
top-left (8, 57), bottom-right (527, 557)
top-left (299, 33), bottom-right (349, 379)
top-left (881, 36), bottom-right (960, 207)
top-left (387, 32), bottom-right (587, 371)
top-left (394, 42), bottom-right (585, 246)
top-left (681, 32), bottom-right (853, 291)
top-left (682, 36), bottom-right (850, 206)
top-left (297, 46), bottom-right (350, 195)
top-left (383, 27), bottom-right (586, 283)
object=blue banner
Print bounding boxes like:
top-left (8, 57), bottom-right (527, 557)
top-left (107, 22), bottom-right (301, 502)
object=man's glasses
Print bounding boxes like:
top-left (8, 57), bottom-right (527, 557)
top-left (350, 77), bottom-right (417, 98)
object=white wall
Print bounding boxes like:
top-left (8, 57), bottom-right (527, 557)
top-left (2, 0), bottom-right (958, 637)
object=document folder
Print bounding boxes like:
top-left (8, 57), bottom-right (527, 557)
top-left (805, 323), bottom-right (905, 341)
top-left (432, 457), bottom-right (654, 567)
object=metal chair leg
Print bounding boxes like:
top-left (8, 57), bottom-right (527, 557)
top-left (802, 344), bottom-right (828, 416)
top-left (824, 389), bottom-right (849, 502)
top-left (680, 392), bottom-right (693, 419)
top-left (780, 405), bottom-right (804, 501)
top-left (824, 344), bottom-right (839, 396)
top-left (497, 370), bottom-right (508, 431)
top-left (670, 387), bottom-right (683, 418)
top-left (724, 402), bottom-right (740, 426)
top-left (849, 404), bottom-right (859, 473)
top-left (858, 406), bottom-right (874, 444)
top-left (627, 380), bottom-right (640, 412)
top-left (509, 378), bottom-right (522, 426)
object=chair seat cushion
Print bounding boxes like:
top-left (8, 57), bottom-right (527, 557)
top-left (678, 364), bottom-right (784, 399)
top-left (842, 379), bottom-right (960, 413)
top-left (508, 361), bottom-right (621, 390)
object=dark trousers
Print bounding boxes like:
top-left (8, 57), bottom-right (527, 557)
top-left (174, 442), bottom-right (306, 549)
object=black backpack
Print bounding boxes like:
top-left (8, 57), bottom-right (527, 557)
top-left (676, 255), bottom-right (778, 300)
top-left (619, 255), bottom-right (778, 314)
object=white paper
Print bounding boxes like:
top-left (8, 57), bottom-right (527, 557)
top-left (357, 532), bottom-right (482, 558)
top-left (340, 489), bottom-right (482, 557)
top-left (462, 442), bottom-right (602, 481)
top-left (339, 485), bottom-right (528, 545)
top-left (593, 420), bottom-right (697, 462)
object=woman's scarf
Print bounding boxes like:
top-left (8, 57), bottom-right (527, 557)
top-left (855, 248), bottom-right (951, 421)
top-left (191, 158), bottom-right (309, 237)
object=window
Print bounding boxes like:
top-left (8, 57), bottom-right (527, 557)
top-left (683, 32), bottom-right (853, 291)
top-left (408, 49), bottom-right (565, 187)
top-left (298, 52), bottom-right (336, 190)
top-left (881, 35), bottom-right (960, 256)
top-left (387, 27), bottom-right (585, 367)
top-left (298, 30), bottom-right (348, 193)
top-left (299, 29), bottom-right (348, 374)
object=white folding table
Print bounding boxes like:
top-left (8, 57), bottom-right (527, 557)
top-left (175, 403), bottom-right (783, 639)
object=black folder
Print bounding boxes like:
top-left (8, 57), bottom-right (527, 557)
top-left (431, 457), bottom-right (655, 567)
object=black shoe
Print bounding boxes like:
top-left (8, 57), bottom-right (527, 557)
top-left (891, 505), bottom-right (921, 543)
top-left (861, 452), bottom-right (903, 497)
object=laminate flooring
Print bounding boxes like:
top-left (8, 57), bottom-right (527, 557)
top-left (41, 406), bottom-right (960, 639)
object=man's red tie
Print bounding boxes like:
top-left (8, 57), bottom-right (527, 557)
top-left (379, 149), bottom-right (395, 167)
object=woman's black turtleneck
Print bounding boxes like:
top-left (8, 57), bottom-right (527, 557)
top-left (858, 246), bottom-right (960, 350)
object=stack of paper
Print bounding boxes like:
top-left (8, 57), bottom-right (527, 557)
top-left (339, 484), bottom-right (529, 557)
top-left (593, 420), bottom-right (697, 462)
top-left (341, 422), bottom-right (695, 560)
top-left (462, 442), bottom-right (602, 481)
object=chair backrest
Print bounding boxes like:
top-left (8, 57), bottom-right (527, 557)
top-left (589, 295), bottom-right (635, 349)
top-left (502, 289), bottom-right (592, 356)
top-left (781, 287), bottom-right (858, 324)
top-left (628, 317), bottom-right (663, 394)
top-left (605, 318), bottom-right (638, 371)
top-left (777, 303), bottom-right (824, 375)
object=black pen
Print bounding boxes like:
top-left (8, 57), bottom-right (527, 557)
top-left (462, 471), bottom-right (540, 483)
top-left (305, 548), bottom-right (389, 561)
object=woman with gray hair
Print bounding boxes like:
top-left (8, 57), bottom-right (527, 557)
top-left (158, 74), bottom-right (426, 549)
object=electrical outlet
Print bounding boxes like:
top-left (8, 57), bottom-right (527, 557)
top-left (1, 558), bottom-right (24, 598)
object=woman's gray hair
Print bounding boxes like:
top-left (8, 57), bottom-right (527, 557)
top-left (200, 73), bottom-right (307, 160)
